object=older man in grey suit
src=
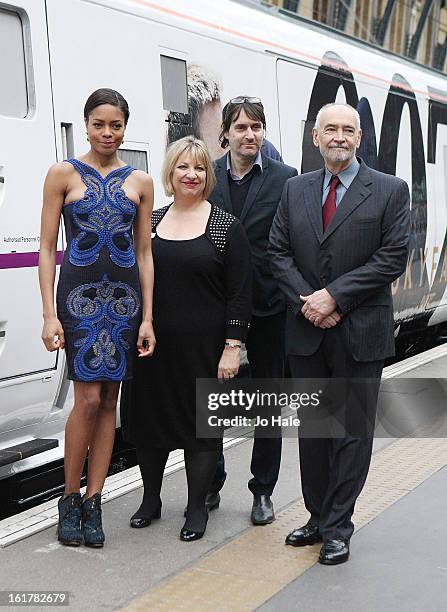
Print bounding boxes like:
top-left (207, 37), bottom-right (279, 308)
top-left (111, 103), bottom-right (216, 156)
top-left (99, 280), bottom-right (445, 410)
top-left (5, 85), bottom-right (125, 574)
top-left (268, 103), bottom-right (410, 565)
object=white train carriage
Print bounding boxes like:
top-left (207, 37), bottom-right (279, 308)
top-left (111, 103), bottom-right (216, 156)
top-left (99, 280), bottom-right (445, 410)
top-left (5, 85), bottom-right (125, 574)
top-left (1, 0), bottom-right (447, 481)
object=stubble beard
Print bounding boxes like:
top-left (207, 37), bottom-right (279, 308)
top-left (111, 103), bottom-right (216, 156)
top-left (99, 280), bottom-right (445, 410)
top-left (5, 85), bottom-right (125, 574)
top-left (324, 146), bottom-right (354, 163)
top-left (237, 146), bottom-right (259, 163)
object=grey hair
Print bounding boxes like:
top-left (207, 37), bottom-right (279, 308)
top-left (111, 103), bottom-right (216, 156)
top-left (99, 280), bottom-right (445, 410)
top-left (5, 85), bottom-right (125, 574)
top-left (187, 64), bottom-right (221, 106)
top-left (167, 64), bottom-right (221, 145)
top-left (314, 103), bottom-right (361, 131)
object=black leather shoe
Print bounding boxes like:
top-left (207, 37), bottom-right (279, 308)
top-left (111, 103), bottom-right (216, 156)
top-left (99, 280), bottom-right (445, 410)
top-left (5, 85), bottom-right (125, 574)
top-left (318, 539), bottom-right (350, 565)
top-left (251, 494), bottom-right (275, 525)
top-left (180, 511), bottom-right (208, 542)
top-left (130, 501), bottom-right (162, 529)
top-left (179, 526), bottom-right (206, 541)
top-left (183, 492), bottom-right (220, 517)
top-left (205, 491), bottom-right (220, 511)
top-left (285, 523), bottom-right (322, 547)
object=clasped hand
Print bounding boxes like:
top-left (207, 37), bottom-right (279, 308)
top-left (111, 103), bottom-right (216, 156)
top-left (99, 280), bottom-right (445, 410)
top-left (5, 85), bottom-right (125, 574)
top-left (300, 289), bottom-right (341, 328)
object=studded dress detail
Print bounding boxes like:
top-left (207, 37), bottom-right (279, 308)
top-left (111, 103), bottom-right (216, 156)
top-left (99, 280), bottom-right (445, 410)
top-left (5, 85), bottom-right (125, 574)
top-left (56, 159), bottom-right (141, 382)
top-left (121, 204), bottom-right (252, 450)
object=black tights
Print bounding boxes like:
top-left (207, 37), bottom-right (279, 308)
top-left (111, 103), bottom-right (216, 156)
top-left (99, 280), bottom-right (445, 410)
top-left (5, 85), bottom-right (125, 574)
top-left (132, 447), bottom-right (169, 520)
top-left (133, 446), bottom-right (220, 532)
top-left (183, 448), bottom-right (220, 532)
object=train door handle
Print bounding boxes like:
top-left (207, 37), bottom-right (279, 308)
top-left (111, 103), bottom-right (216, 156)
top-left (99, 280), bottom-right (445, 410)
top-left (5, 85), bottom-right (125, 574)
top-left (0, 167), bottom-right (4, 208)
top-left (0, 326), bottom-right (5, 362)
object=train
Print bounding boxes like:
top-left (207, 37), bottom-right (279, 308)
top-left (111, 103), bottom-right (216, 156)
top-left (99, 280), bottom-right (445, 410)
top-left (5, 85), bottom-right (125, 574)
top-left (1, 0), bottom-right (447, 486)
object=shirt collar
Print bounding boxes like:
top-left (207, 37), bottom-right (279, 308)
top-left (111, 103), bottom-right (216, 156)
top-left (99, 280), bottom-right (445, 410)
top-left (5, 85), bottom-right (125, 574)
top-left (323, 156), bottom-right (360, 190)
top-left (227, 150), bottom-right (263, 180)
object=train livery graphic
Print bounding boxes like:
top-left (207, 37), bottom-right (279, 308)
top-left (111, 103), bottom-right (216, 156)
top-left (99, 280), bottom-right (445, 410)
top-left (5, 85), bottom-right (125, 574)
top-left (1, 0), bottom-right (447, 481)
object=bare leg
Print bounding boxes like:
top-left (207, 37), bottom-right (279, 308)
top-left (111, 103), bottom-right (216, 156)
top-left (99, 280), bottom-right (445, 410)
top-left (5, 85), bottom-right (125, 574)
top-left (85, 382), bottom-right (120, 497)
top-left (64, 382), bottom-right (102, 494)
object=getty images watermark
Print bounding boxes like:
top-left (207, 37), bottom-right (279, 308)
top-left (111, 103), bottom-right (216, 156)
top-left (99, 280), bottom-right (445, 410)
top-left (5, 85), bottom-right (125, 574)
top-left (206, 388), bottom-right (321, 428)
top-left (196, 378), bottom-right (447, 439)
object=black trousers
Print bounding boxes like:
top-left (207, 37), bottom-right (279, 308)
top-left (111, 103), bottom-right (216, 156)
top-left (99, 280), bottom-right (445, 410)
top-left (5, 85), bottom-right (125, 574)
top-left (210, 311), bottom-right (285, 496)
top-left (287, 326), bottom-right (383, 541)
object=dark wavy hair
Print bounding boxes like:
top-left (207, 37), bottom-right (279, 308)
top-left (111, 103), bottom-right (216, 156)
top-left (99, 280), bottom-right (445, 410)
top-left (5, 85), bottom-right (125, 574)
top-left (84, 88), bottom-right (130, 125)
top-left (219, 99), bottom-right (266, 149)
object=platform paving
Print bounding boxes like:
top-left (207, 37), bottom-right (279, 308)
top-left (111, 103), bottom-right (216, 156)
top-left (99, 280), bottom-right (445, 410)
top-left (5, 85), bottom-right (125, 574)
top-left (1, 342), bottom-right (446, 611)
top-left (259, 464), bottom-right (447, 612)
top-left (0, 436), bottom-right (301, 611)
top-left (0, 434), bottom-right (445, 611)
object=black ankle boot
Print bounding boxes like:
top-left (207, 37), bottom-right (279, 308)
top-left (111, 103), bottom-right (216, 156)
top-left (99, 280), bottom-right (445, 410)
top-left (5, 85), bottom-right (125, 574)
top-left (57, 493), bottom-right (82, 546)
top-left (82, 493), bottom-right (105, 547)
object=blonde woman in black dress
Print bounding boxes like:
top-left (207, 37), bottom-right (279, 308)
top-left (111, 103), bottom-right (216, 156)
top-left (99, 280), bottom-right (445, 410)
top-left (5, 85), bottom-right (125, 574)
top-left (124, 136), bottom-right (252, 541)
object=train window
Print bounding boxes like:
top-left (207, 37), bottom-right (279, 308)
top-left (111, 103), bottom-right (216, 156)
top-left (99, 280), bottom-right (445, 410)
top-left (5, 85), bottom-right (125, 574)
top-left (119, 149), bottom-right (148, 172)
top-left (160, 55), bottom-right (188, 114)
top-left (0, 8), bottom-right (28, 118)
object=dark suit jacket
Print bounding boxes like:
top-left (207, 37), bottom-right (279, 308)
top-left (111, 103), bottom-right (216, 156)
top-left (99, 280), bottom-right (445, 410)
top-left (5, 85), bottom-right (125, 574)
top-left (268, 159), bottom-right (410, 362)
top-left (209, 152), bottom-right (297, 317)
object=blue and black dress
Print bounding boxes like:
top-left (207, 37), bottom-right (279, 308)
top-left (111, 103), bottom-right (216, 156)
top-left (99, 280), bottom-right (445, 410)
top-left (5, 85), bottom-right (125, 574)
top-left (56, 159), bottom-right (141, 382)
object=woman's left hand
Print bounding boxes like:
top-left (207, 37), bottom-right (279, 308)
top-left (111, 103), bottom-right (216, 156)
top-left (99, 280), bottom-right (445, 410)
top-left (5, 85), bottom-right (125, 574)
top-left (137, 321), bottom-right (156, 357)
top-left (218, 347), bottom-right (240, 380)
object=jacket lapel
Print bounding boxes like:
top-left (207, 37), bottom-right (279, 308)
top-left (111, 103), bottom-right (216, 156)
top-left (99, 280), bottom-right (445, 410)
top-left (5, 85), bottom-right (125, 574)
top-left (303, 168), bottom-right (325, 243)
top-left (322, 161), bottom-right (372, 242)
top-left (214, 155), bottom-right (233, 214)
top-left (239, 153), bottom-right (268, 223)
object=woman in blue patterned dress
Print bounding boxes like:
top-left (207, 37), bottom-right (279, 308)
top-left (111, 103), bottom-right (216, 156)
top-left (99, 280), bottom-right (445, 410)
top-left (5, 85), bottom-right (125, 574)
top-left (39, 89), bottom-right (155, 547)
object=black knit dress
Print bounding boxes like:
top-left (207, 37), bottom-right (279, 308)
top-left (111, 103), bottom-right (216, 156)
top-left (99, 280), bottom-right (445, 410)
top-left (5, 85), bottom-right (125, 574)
top-left (121, 204), bottom-right (252, 450)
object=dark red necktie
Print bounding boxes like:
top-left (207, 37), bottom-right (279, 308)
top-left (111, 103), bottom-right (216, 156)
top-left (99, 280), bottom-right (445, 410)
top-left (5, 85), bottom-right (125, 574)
top-left (322, 175), bottom-right (340, 232)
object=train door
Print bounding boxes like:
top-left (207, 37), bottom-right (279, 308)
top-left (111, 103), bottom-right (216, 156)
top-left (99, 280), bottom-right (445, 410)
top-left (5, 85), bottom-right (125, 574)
top-left (425, 96), bottom-right (447, 315)
top-left (45, 0), bottom-right (166, 194)
top-left (0, 2), bottom-right (62, 437)
top-left (276, 59), bottom-right (320, 172)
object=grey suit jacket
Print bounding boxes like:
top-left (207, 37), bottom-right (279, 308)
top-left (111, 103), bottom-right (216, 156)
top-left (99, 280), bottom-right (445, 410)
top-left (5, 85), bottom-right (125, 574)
top-left (268, 159), bottom-right (410, 362)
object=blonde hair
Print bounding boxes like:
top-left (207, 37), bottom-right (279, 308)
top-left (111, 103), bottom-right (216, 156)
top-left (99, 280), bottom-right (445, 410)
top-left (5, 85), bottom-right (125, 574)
top-left (162, 136), bottom-right (216, 199)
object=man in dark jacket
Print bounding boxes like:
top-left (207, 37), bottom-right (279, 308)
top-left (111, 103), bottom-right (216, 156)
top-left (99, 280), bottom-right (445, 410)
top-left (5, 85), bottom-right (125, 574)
top-left (269, 103), bottom-right (410, 563)
top-left (208, 97), bottom-right (297, 524)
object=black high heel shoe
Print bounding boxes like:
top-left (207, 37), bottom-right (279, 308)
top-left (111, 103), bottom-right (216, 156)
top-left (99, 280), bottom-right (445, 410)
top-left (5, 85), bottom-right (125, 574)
top-left (180, 508), bottom-right (208, 541)
top-left (130, 500), bottom-right (162, 529)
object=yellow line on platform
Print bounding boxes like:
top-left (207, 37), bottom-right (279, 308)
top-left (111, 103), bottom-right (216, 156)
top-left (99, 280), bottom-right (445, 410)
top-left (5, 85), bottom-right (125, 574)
top-left (123, 436), bottom-right (447, 611)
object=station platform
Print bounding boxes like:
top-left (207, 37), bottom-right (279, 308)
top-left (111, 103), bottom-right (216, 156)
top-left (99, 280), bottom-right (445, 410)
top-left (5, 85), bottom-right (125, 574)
top-left (1, 346), bottom-right (447, 611)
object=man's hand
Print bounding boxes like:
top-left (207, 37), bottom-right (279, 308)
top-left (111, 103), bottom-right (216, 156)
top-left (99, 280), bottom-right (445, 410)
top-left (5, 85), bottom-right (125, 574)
top-left (316, 311), bottom-right (342, 328)
top-left (300, 289), bottom-right (338, 326)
